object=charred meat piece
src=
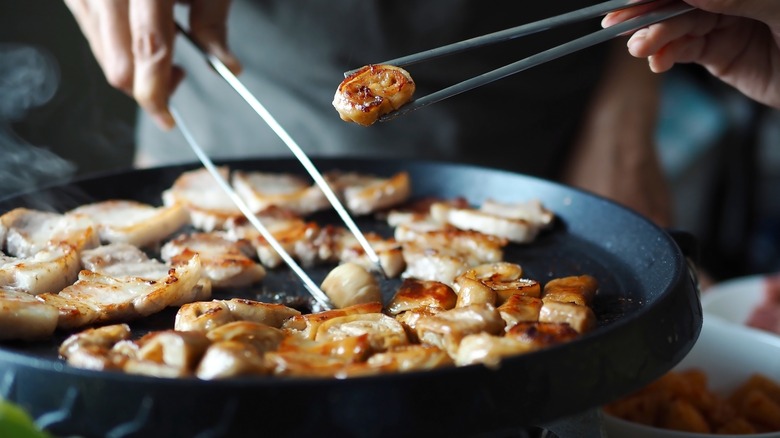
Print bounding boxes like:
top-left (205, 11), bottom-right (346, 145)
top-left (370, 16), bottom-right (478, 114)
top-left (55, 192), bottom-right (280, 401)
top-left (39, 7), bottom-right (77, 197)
top-left (332, 64), bottom-right (415, 126)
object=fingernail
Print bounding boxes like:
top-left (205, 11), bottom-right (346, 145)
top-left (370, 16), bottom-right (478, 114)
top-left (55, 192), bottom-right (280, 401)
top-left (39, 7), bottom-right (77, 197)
top-left (627, 29), bottom-right (648, 53)
top-left (154, 111), bottom-right (176, 131)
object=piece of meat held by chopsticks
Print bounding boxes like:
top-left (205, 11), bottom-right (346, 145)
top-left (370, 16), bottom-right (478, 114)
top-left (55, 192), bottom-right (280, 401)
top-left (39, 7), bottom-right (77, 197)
top-left (430, 199), bottom-right (555, 244)
top-left (0, 208), bottom-right (99, 295)
top-left (162, 166), bottom-right (243, 231)
top-left (37, 253), bottom-right (205, 330)
top-left (69, 200), bottom-right (189, 249)
top-left (231, 171), bottom-right (331, 217)
top-left (332, 64), bottom-right (416, 126)
top-left (161, 232), bottom-right (266, 289)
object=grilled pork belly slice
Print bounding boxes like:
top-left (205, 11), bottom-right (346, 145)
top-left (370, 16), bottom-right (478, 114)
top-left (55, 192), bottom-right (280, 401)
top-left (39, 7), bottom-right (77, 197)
top-left (59, 323), bottom-right (133, 370)
top-left (326, 171), bottom-right (411, 215)
top-left (174, 298), bottom-right (301, 332)
top-left (320, 263), bottom-right (381, 309)
top-left (367, 344), bottom-right (453, 372)
top-left (496, 295), bottom-right (543, 330)
top-left (454, 333), bottom-right (534, 368)
top-left (400, 229), bottom-right (506, 286)
top-left (430, 199), bottom-right (554, 244)
top-left (454, 262), bottom-right (540, 307)
top-left (232, 171), bottom-right (331, 217)
top-left (162, 166), bottom-right (242, 231)
top-left (278, 333), bottom-right (373, 363)
top-left (313, 226), bottom-right (405, 277)
top-left (315, 313), bottom-right (408, 352)
top-left (0, 208), bottom-right (98, 256)
top-left (0, 246), bottom-right (82, 295)
top-left (0, 288), bottom-right (59, 340)
top-left (125, 330), bottom-right (211, 378)
top-left (226, 207), bottom-right (321, 268)
top-left (541, 275), bottom-right (599, 307)
top-left (0, 208), bottom-right (98, 294)
top-left (332, 64), bottom-right (415, 126)
top-left (266, 350), bottom-right (379, 378)
top-left (206, 321), bottom-right (285, 353)
top-left (282, 301), bottom-right (383, 340)
top-left (386, 279), bottom-right (457, 316)
top-left (40, 254), bottom-right (204, 330)
top-left (505, 321), bottom-right (580, 349)
top-left (196, 340), bottom-right (270, 380)
top-left (415, 303), bottom-right (505, 358)
top-left (161, 232), bottom-right (266, 288)
top-left (69, 200), bottom-right (188, 248)
top-left (81, 243), bottom-right (211, 305)
top-left (538, 300), bottom-right (596, 333)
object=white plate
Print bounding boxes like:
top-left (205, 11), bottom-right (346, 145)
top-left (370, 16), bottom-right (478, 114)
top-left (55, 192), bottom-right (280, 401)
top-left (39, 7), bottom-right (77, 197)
top-left (602, 315), bottom-right (780, 438)
top-left (700, 275), bottom-right (768, 326)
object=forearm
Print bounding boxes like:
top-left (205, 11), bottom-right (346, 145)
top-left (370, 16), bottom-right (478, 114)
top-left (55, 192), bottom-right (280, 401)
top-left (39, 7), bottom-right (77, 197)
top-left (562, 39), bottom-right (672, 226)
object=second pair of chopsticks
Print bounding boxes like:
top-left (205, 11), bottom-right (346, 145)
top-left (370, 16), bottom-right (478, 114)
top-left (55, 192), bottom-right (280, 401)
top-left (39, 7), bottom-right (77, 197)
top-left (353, 0), bottom-right (694, 122)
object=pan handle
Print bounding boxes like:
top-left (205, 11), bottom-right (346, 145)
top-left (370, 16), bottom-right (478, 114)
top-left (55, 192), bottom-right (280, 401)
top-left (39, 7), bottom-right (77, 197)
top-left (667, 229), bottom-right (701, 297)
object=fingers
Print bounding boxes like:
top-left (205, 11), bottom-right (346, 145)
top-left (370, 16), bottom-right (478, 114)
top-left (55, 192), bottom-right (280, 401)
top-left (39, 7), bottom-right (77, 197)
top-left (95, 1), bottom-right (133, 93)
top-left (189, 0), bottom-right (242, 75)
top-left (130, 0), bottom-right (176, 130)
top-left (684, 0), bottom-right (780, 23)
top-left (64, 0), bottom-right (131, 89)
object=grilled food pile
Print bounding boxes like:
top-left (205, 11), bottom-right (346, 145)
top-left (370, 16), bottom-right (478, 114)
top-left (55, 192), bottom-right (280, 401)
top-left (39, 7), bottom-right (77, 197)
top-left (0, 167), bottom-right (599, 379)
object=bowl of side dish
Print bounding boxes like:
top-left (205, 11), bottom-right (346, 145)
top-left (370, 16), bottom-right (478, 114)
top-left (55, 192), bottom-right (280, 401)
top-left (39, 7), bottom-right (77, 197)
top-left (601, 315), bottom-right (780, 438)
top-left (700, 274), bottom-right (780, 336)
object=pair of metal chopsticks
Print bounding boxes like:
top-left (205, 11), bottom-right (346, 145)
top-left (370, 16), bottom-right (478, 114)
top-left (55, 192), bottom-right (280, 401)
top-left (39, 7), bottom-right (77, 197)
top-left (345, 0), bottom-right (695, 122)
top-left (173, 22), bottom-right (389, 310)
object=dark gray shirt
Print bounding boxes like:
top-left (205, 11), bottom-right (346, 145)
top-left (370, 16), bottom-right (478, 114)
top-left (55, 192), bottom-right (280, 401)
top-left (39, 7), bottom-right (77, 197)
top-left (137, 0), bottom-right (609, 179)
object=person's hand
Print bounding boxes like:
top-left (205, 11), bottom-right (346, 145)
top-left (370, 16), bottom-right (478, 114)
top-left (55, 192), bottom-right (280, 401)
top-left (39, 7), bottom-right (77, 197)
top-left (603, 0), bottom-right (780, 109)
top-left (563, 41), bottom-right (673, 228)
top-left (64, 0), bottom-right (241, 129)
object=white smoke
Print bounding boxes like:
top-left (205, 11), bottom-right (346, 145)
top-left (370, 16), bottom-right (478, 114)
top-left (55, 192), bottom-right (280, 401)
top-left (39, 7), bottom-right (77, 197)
top-left (0, 43), bottom-right (76, 200)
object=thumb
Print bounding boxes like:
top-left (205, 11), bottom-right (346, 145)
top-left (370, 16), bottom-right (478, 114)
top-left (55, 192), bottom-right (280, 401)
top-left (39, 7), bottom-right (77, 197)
top-left (189, 0), bottom-right (242, 75)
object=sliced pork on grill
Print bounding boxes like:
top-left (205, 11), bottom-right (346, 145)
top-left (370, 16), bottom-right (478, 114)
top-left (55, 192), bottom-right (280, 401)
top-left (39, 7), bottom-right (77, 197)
top-left (325, 171), bottom-right (411, 215)
top-left (0, 208), bottom-right (98, 294)
top-left (81, 243), bottom-right (212, 305)
top-left (161, 232), bottom-right (266, 288)
top-left (399, 229), bottom-right (507, 286)
top-left (38, 254), bottom-right (205, 330)
top-left (430, 198), bottom-right (554, 244)
top-left (0, 287), bottom-right (59, 340)
top-left (232, 170), bottom-right (331, 217)
top-left (69, 200), bottom-right (189, 248)
top-left (163, 166), bottom-right (243, 231)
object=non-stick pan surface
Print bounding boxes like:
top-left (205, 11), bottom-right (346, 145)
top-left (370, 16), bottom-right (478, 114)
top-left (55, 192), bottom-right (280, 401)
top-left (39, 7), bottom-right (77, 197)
top-left (0, 158), bottom-right (701, 438)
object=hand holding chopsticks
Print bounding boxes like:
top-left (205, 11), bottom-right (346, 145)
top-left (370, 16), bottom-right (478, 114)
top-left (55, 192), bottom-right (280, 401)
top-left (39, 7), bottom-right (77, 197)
top-left (345, 0), bottom-right (695, 122)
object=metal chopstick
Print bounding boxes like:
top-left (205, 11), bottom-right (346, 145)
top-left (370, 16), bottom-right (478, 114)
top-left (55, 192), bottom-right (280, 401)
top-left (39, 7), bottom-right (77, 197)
top-left (175, 22), bottom-right (388, 279)
top-left (171, 106), bottom-right (334, 310)
top-left (377, 2), bottom-right (694, 122)
top-left (344, 0), bottom-right (660, 77)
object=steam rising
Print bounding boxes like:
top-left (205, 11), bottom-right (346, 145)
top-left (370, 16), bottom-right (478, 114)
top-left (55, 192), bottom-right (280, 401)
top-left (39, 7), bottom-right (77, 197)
top-left (0, 44), bottom-right (76, 200)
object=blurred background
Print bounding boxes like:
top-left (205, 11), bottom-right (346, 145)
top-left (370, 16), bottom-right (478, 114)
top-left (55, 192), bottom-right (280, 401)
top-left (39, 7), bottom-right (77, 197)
top-left (1, 1), bottom-right (778, 283)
